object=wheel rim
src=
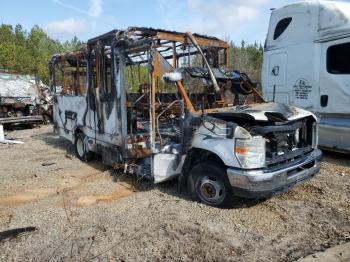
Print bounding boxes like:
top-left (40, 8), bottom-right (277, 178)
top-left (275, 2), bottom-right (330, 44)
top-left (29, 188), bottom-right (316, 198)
top-left (76, 137), bottom-right (84, 157)
top-left (196, 175), bottom-right (225, 204)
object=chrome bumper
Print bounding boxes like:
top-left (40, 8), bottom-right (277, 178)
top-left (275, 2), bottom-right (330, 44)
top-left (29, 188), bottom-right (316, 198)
top-left (227, 149), bottom-right (322, 198)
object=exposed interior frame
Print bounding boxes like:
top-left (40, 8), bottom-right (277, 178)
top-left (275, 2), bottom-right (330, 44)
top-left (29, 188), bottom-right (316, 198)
top-left (49, 29), bottom-right (270, 168)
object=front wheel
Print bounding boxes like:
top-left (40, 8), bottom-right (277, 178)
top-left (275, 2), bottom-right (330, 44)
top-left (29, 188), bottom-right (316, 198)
top-left (74, 133), bottom-right (93, 162)
top-left (187, 162), bottom-right (232, 208)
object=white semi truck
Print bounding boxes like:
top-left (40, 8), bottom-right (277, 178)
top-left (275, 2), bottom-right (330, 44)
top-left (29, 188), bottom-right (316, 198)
top-left (262, 0), bottom-right (350, 153)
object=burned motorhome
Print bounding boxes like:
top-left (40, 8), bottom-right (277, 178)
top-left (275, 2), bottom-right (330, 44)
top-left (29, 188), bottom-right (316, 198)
top-left (50, 27), bottom-right (322, 207)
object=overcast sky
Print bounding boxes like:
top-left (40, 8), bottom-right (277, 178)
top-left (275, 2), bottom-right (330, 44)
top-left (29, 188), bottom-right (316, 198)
top-left (1, 0), bottom-right (347, 44)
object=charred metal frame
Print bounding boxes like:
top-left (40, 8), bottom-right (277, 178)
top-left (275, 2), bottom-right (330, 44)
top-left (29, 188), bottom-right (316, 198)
top-left (50, 27), bottom-right (230, 163)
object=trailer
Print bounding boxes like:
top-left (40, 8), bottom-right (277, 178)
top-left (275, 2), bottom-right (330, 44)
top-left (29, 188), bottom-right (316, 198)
top-left (262, 0), bottom-right (350, 153)
top-left (50, 27), bottom-right (321, 207)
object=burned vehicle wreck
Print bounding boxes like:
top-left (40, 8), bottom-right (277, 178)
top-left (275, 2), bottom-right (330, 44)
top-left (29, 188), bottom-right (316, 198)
top-left (49, 27), bottom-right (322, 207)
top-left (0, 71), bottom-right (52, 126)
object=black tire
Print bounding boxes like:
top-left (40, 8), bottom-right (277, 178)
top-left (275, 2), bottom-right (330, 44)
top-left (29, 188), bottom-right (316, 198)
top-left (74, 133), bottom-right (93, 162)
top-left (187, 162), bottom-right (233, 208)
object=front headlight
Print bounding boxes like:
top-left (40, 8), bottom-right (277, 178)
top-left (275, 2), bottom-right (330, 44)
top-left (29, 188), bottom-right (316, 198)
top-left (235, 136), bottom-right (266, 169)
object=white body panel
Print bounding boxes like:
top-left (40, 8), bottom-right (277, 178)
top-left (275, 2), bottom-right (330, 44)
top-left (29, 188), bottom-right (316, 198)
top-left (153, 154), bottom-right (185, 183)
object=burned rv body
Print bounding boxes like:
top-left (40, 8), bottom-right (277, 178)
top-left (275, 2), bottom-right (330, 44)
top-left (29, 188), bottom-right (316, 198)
top-left (49, 27), bottom-right (321, 207)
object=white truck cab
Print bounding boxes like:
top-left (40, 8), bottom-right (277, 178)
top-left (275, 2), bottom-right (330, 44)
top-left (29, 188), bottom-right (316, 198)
top-left (262, 0), bottom-right (350, 153)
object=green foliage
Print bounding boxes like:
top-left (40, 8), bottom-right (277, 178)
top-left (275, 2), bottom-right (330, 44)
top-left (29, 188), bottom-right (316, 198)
top-left (62, 36), bottom-right (82, 52)
top-left (228, 41), bottom-right (264, 83)
top-left (0, 23), bottom-right (82, 84)
top-left (125, 65), bottom-right (149, 92)
top-left (0, 22), bottom-right (265, 86)
top-left (124, 64), bottom-right (177, 93)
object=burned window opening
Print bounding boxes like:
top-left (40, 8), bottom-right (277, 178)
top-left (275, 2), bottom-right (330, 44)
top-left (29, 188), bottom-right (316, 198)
top-left (51, 53), bottom-right (87, 96)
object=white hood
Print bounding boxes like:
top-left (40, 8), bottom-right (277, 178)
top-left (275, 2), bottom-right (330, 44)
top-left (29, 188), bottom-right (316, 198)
top-left (208, 102), bottom-right (316, 122)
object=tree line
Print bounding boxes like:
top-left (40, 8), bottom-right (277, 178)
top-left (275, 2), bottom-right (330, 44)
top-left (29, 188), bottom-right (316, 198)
top-left (0, 23), bottom-right (264, 85)
top-left (0, 24), bottom-right (81, 84)
top-left (229, 40), bottom-right (264, 84)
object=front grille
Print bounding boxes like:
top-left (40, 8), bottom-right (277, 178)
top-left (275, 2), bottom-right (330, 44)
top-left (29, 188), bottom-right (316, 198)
top-left (263, 119), bottom-right (314, 168)
top-left (265, 146), bottom-right (313, 168)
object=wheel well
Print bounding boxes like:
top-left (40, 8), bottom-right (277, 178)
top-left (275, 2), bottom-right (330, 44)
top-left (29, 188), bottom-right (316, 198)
top-left (73, 128), bottom-right (84, 144)
top-left (74, 127), bottom-right (83, 135)
top-left (179, 148), bottom-right (226, 188)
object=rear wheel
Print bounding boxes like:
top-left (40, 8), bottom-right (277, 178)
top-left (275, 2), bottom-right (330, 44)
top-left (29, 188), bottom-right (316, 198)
top-left (187, 162), bottom-right (232, 207)
top-left (74, 133), bottom-right (93, 162)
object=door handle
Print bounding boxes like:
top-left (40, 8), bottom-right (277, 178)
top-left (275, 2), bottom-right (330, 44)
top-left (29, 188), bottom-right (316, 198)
top-left (320, 95), bottom-right (328, 107)
top-left (272, 66), bottom-right (279, 76)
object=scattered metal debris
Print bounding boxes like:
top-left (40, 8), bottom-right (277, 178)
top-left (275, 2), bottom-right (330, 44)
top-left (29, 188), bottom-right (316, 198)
top-left (0, 124), bottom-right (24, 144)
top-left (41, 162), bottom-right (56, 167)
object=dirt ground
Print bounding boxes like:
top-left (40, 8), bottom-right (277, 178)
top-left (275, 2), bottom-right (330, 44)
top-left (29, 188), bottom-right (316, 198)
top-left (0, 125), bottom-right (349, 261)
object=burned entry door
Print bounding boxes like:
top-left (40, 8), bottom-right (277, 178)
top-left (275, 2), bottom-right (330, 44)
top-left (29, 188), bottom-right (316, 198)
top-left (50, 53), bottom-right (89, 142)
top-left (89, 45), bottom-right (125, 148)
top-left (152, 50), bottom-right (184, 183)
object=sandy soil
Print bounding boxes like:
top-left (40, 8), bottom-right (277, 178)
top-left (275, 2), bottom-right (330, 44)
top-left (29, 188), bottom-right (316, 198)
top-left (0, 125), bottom-right (349, 261)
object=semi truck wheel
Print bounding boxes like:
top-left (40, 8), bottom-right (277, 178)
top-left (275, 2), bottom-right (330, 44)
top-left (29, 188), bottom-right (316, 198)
top-left (187, 162), bottom-right (232, 207)
top-left (74, 133), bottom-right (93, 162)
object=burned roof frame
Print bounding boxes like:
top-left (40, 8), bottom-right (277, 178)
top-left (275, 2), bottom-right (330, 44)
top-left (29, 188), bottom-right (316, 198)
top-left (87, 27), bottom-right (229, 48)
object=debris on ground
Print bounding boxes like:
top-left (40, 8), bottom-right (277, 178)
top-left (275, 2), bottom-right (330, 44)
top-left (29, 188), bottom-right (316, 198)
top-left (41, 162), bottom-right (55, 167)
top-left (0, 125), bottom-right (349, 261)
top-left (0, 124), bottom-right (24, 144)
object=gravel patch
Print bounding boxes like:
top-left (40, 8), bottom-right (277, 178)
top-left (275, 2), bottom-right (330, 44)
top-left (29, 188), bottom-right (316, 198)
top-left (0, 125), bottom-right (349, 261)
